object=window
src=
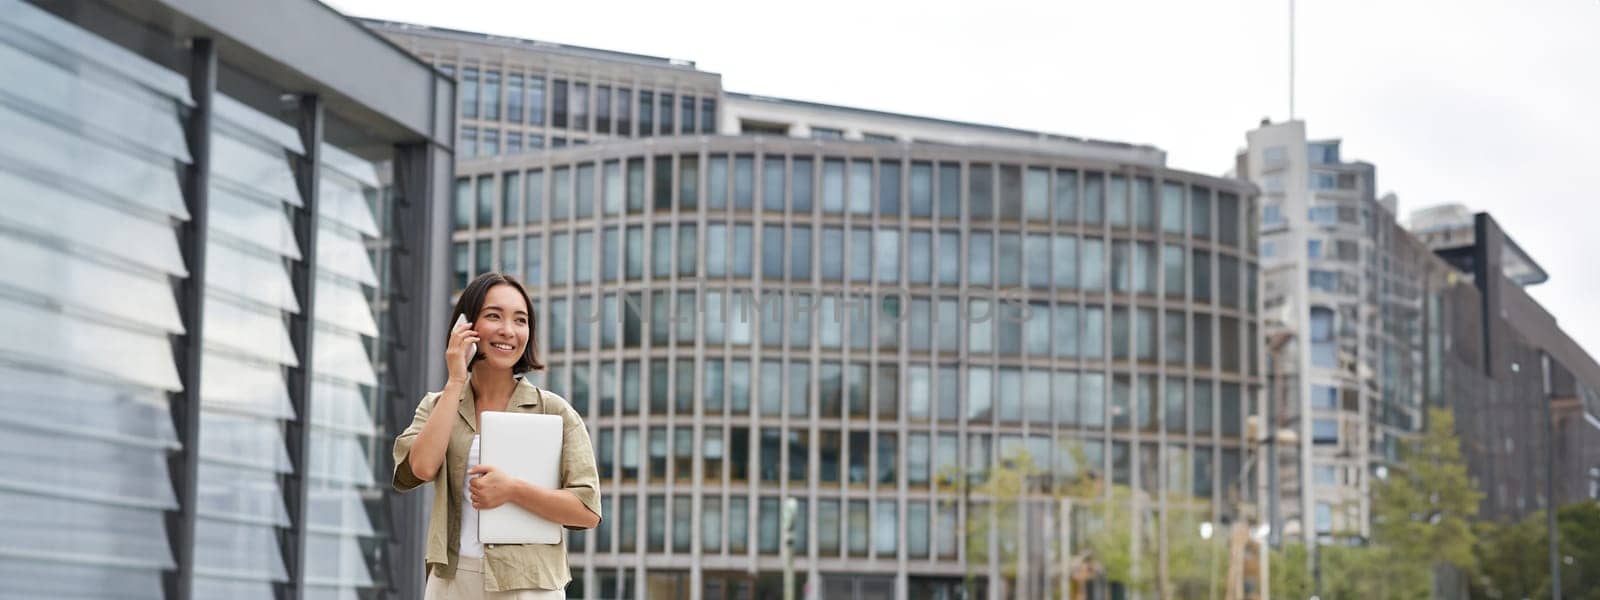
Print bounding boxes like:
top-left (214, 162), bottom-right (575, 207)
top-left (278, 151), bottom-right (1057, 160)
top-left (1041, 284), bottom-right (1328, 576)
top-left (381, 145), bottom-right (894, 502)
top-left (657, 93), bottom-right (674, 134)
top-left (481, 70), bottom-right (501, 120)
top-left (1313, 418), bottom-right (1338, 445)
top-left (811, 126), bottom-right (843, 140)
top-left (938, 231), bottom-right (961, 286)
top-left (969, 232), bottom-right (992, 285)
top-left (1217, 193), bottom-right (1240, 246)
top-left (880, 162), bottom-right (901, 217)
top-left (614, 87), bottom-right (630, 135)
top-left (938, 163), bottom-right (960, 219)
top-left (1310, 306), bottom-right (1336, 368)
top-left (791, 226), bottom-right (812, 281)
top-left (789, 430), bottom-right (809, 482)
top-left (1134, 177), bottom-right (1156, 231)
top-left (793, 158), bottom-right (813, 213)
top-left (701, 98), bottom-right (716, 134)
top-left (1056, 170), bottom-right (1079, 223)
top-left (849, 161), bottom-right (872, 214)
top-left (762, 155), bottom-right (785, 212)
top-left (997, 233), bottom-right (1021, 287)
top-left (1108, 175), bottom-right (1129, 227)
top-left (462, 67), bottom-right (479, 119)
top-left (1081, 239), bottom-right (1105, 291)
top-left (728, 497), bottom-right (749, 553)
top-left (998, 164), bottom-right (1022, 220)
top-left (681, 95), bottom-right (695, 134)
top-left (878, 230), bottom-right (901, 284)
top-left (460, 127), bottom-right (477, 159)
top-left (848, 500), bottom-right (869, 556)
top-left (638, 90), bottom-right (653, 136)
top-left (1311, 384), bottom-right (1338, 410)
top-left (702, 496), bottom-right (722, 552)
top-left (1165, 378), bottom-right (1187, 432)
top-left (679, 155), bottom-right (698, 209)
top-left (875, 500), bottom-right (897, 555)
top-left (550, 78), bottom-right (569, 128)
top-left (1161, 182), bottom-right (1185, 233)
top-left (595, 85), bottom-right (611, 133)
top-left (910, 162), bottom-right (933, 217)
top-left (1190, 187), bottom-right (1211, 239)
top-left (849, 228), bottom-right (873, 282)
top-left (818, 500), bottom-right (841, 554)
top-left (877, 432), bottom-right (898, 484)
top-left (482, 129), bottom-right (499, 157)
top-left (1081, 173), bottom-right (1106, 224)
top-left (734, 155), bottom-right (755, 210)
top-left (849, 431), bottom-right (870, 485)
top-left (969, 163), bottom-right (994, 220)
top-left (1308, 205), bottom-right (1338, 226)
top-left (909, 231), bottom-right (933, 285)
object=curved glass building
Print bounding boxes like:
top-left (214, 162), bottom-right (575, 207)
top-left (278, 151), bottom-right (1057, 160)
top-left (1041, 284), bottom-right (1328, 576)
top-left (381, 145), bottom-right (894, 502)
top-left (370, 18), bottom-right (1262, 600)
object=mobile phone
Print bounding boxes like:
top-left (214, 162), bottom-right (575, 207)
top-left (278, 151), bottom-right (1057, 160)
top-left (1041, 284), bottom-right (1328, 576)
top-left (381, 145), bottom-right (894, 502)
top-left (454, 314), bottom-right (476, 359)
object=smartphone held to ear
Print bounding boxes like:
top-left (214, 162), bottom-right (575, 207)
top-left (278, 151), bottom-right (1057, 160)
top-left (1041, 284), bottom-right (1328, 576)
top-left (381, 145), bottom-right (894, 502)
top-left (455, 314), bottom-right (477, 359)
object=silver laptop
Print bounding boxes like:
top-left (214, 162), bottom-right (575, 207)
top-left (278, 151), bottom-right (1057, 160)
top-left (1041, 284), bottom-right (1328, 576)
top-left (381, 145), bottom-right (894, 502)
top-left (478, 411), bottom-right (564, 545)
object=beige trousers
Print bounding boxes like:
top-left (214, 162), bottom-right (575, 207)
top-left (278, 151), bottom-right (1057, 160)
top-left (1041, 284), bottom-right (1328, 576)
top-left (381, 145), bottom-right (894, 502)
top-left (423, 556), bottom-right (566, 600)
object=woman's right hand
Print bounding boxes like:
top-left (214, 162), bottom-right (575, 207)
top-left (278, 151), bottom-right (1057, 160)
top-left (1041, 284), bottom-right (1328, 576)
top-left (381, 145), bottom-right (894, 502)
top-left (447, 317), bottom-right (479, 384)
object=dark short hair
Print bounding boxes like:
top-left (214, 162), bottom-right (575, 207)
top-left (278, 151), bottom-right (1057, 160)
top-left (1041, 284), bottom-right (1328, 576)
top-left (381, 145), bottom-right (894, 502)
top-left (450, 272), bottom-right (544, 373)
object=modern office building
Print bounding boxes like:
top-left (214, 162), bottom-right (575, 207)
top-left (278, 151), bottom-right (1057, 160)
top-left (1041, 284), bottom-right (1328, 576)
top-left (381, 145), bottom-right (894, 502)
top-left (1238, 120), bottom-right (1437, 544)
top-left (1240, 121), bottom-right (1600, 553)
top-left (1409, 205), bottom-right (1600, 518)
top-left (370, 20), bottom-right (1264, 600)
top-left (0, 1), bottom-right (454, 600)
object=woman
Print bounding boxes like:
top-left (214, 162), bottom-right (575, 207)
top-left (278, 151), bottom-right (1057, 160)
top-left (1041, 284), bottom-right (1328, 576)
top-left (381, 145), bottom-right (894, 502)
top-left (393, 272), bottom-right (601, 599)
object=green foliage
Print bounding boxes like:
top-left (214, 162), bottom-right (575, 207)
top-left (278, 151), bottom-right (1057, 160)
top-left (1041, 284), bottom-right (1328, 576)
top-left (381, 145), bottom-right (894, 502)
top-left (1371, 407), bottom-right (1482, 576)
top-left (1470, 500), bottom-right (1600, 600)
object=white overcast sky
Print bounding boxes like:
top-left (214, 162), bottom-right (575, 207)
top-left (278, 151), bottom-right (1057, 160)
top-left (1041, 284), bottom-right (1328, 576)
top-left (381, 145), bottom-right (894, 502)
top-left (333, 0), bottom-right (1600, 360)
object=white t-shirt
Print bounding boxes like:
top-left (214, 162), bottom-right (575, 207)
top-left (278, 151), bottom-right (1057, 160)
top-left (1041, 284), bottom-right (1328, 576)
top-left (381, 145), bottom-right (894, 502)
top-left (460, 434), bottom-right (483, 558)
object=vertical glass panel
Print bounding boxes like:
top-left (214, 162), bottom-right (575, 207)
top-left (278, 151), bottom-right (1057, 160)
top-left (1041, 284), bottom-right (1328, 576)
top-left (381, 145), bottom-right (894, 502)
top-left (877, 230), bottom-right (901, 284)
top-left (879, 162), bottom-right (901, 216)
top-left (937, 230), bottom-right (961, 286)
top-left (1191, 187), bottom-right (1212, 239)
top-left (762, 155), bottom-right (785, 212)
top-left (734, 155), bottom-right (755, 210)
top-left (998, 164), bottom-right (1023, 220)
top-left (708, 156), bottom-right (728, 209)
top-left (969, 163), bottom-right (994, 220)
top-left (969, 232), bottom-right (992, 285)
top-left (792, 157), bottom-right (814, 213)
top-left (849, 160), bottom-right (872, 214)
top-left (1083, 172), bottom-right (1104, 225)
top-left (1081, 239), bottom-right (1105, 291)
top-left (679, 154), bottom-right (699, 210)
top-left (875, 500), bottom-right (898, 556)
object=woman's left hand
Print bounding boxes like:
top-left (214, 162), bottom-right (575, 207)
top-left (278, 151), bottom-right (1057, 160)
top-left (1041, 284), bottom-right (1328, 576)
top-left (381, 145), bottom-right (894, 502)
top-left (467, 464), bottom-right (518, 509)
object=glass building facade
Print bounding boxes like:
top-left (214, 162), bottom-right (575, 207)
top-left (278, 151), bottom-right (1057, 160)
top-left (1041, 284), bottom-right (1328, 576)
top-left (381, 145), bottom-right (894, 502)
top-left (447, 135), bottom-right (1261, 598)
top-left (0, 1), bottom-right (454, 599)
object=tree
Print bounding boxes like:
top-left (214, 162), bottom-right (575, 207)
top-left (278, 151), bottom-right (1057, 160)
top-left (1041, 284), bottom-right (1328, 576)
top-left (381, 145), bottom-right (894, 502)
top-left (1470, 512), bottom-right (1547, 599)
top-left (944, 443), bottom-right (1222, 599)
top-left (1369, 406), bottom-right (1483, 597)
top-left (1551, 500), bottom-right (1600, 599)
top-left (1472, 500), bottom-right (1600, 600)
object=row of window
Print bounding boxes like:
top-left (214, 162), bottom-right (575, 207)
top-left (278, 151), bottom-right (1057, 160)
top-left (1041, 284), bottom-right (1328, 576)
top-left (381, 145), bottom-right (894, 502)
top-left (547, 357), bottom-right (1250, 428)
top-left (456, 230), bottom-right (1255, 309)
top-left (585, 425), bottom-right (1241, 493)
top-left (571, 440), bottom-right (1239, 560)
top-left (521, 294), bottom-right (1256, 373)
top-left (450, 159), bottom-right (1251, 249)
top-left (444, 63), bottom-right (717, 138)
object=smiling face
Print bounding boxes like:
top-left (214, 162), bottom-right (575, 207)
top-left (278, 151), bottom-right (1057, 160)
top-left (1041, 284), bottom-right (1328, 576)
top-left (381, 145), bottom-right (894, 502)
top-left (471, 283), bottom-right (532, 371)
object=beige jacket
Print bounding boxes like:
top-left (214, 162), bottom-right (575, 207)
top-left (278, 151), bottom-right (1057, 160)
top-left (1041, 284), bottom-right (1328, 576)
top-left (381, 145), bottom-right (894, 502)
top-left (392, 376), bottom-right (601, 591)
